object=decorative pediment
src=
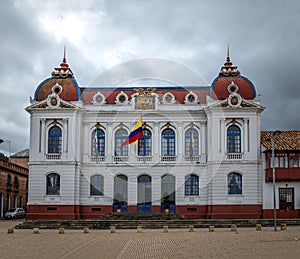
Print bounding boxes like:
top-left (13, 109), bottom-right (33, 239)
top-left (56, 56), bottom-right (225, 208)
top-left (26, 94), bottom-right (78, 112)
top-left (207, 97), bottom-right (264, 109)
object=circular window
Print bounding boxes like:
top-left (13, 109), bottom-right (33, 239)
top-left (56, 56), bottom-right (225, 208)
top-left (118, 94), bottom-right (126, 103)
top-left (51, 83), bottom-right (63, 95)
top-left (187, 94), bottom-right (196, 103)
top-left (95, 95), bottom-right (103, 103)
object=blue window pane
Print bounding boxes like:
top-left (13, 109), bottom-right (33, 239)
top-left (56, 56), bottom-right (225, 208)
top-left (115, 129), bottom-right (128, 156)
top-left (46, 173), bottom-right (60, 195)
top-left (227, 125), bottom-right (241, 153)
top-left (138, 129), bottom-right (152, 156)
top-left (91, 128), bottom-right (105, 156)
top-left (228, 173), bottom-right (242, 194)
top-left (185, 128), bottom-right (199, 157)
top-left (185, 174), bottom-right (199, 196)
top-left (90, 175), bottom-right (104, 196)
top-left (48, 126), bottom-right (62, 154)
top-left (161, 128), bottom-right (175, 156)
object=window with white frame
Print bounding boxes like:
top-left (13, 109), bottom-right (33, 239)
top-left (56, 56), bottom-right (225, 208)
top-left (138, 128), bottom-right (152, 156)
top-left (48, 126), bottom-right (62, 154)
top-left (227, 125), bottom-right (241, 153)
top-left (115, 129), bottom-right (128, 157)
top-left (185, 174), bottom-right (199, 196)
top-left (46, 173), bottom-right (60, 195)
top-left (90, 175), bottom-right (104, 196)
top-left (185, 128), bottom-right (199, 157)
top-left (228, 172), bottom-right (242, 195)
top-left (161, 128), bottom-right (175, 156)
top-left (91, 127), bottom-right (105, 156)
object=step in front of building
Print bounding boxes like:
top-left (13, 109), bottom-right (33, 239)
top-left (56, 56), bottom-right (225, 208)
top-left (15, 218), bottom-right (300, 230)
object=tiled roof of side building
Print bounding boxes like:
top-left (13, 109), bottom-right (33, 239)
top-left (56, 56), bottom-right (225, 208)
top-left (261, 130), bottom-right (300, 151)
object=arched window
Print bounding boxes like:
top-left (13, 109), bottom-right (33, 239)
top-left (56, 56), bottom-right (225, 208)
top-left (227, 125), bottom-right (241, 153)
top-left (185, 128), bottom-right (199, 157)
top-left (138, 128), bottom-right (152, 156)
top-left (91, 128), bottom-right (105, 156)
top-left (114, 175), bottom-right (128, 212)
top-left (161, 128), bottom-right (175, 156)
top-left (185, 174), bottom-right (199, 196)
top-left (137, 174), bottom-right (152, 212)
top-left (6, 174), bottom-right (11, 184)
top-left (14, 176), bottom-right (19, 185)
top-left (46, 173), bottom-right (60, 195)
top-left (90, 175), bottom-right (104, 196)
top-left (228, 173), bottom-right (242, 194)
top-left (115, 129), bottom-right (128, 157)
top-left (161, 174), bottom-right (176, 212)
top-left (48, 126), bottom-right (62, 154)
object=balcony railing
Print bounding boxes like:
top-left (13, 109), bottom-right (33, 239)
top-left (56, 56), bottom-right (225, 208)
top-left (161, 156), bottom-right (177, 162)
top-left (227, 153), bottom-right (243, 160)
top-left (265, 167), bottom-right (300, 182)
top-left (137, 156), bottom-right (153, 162)
top-left (113, 156), bottom-right (129, 163)
top-left (90, 156), bottom-right (106, 163)
top-left (45, 153), bottom-right (61, 160)
top-left (184, 156), bottom-right (200, 162)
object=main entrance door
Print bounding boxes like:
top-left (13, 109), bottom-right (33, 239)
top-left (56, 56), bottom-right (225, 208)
top-left (161, 174), bottom-right (176, 212)
top-left (137, 175), bottom-right (152, 212)
top-left (113, 175), bottom-right (128, 212)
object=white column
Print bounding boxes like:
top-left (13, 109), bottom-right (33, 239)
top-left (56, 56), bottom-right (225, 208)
top-left (200, 121), bottom-right (206, 162)
top-left (220, 118), bottom-right (225, 153)
top-left (107, 122), bottom-right (113, 163)
top-left (40, 119), bottom-right (46, 154)
top-left (243, 118), bottom-right (249, 153)
top-left (83, 122), bottom-right (89, 163)
top-left (177, 122), bottom-right (183, 162)
top-left (154, 122), bottom-right (159, 163)
top-left (63, 119), bottom-right (68, 153)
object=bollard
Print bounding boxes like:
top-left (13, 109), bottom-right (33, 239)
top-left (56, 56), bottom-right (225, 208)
top-left (231, 224), bottom-right (237, 232)
top-left (281, 224), bottom-right (287, 231)
top-left (209, 226), bottom-right (215, 232)
top-left (58, 227), bottom-right (65, 234)
top-left (188, 225), bottom-right (194, 232)
top-left (33, 228), bottom-right (40, 234)
top-left (137, 226), bottom-right (142, 233)
top-left (110, 226), bottom-right (116, 233)
top-left (7, 228), bottom-right (14, 234)
top-left (83, 227), bottom-right (89, 234)
top-left (256, 224), bottom-right (262, 231)
top-left (163, 225), bottom-right (168, 233)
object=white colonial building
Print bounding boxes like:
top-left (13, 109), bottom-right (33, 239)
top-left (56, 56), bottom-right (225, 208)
top-left (26, 51), bottom-right (267, 220)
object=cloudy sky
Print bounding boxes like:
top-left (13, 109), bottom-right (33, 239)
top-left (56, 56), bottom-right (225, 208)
top-left (0, 0), bottom-right (299, 155)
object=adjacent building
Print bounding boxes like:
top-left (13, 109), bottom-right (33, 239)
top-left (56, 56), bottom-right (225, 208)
top-left (0, 151), bottom-right (28, 217)
top-left (261, 131), bottom-right (300, 218)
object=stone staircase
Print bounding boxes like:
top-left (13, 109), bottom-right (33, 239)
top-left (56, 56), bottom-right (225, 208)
top-left (15, 213), bottom-right (300, 230)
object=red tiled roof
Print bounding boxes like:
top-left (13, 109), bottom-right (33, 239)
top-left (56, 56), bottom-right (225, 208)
top-left (261, 131), bottom-right (300, 151)
top-left (35, 78), bottom-right (80, 101)
top-left (211, 76), bottom-right (255, 100)
top-left (80, 88), bottom-right (210, 105)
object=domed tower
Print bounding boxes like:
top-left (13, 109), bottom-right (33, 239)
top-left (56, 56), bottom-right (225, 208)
top-left (211, 47), bottom-right (256, 100)
top-left (34, 48), bottom-right (80, 102)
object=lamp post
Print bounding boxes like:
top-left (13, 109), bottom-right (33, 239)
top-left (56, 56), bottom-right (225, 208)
top-left (269, 130), bottom-right (281, 232)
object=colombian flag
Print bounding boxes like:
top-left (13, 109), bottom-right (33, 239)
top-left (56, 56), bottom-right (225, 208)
top-left (122, 117), bottom-right (143, 146)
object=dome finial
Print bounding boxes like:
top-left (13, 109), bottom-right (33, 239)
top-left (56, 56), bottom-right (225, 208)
top-left (51, 47), bottom-right (74, 78)
top-left (63, 46), bottom-right (66, 63)
top-left (219, 46), bottom-right (240, 76)
top-left (227, 44), bottom-right (230, 62)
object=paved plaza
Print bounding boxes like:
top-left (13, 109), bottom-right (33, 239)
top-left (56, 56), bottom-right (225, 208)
top-left (0, 220), bottom-right (300, 258)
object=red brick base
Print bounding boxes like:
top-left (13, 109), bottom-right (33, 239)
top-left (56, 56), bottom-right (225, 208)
top-left (26, 204), bottom-right (269, 220)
